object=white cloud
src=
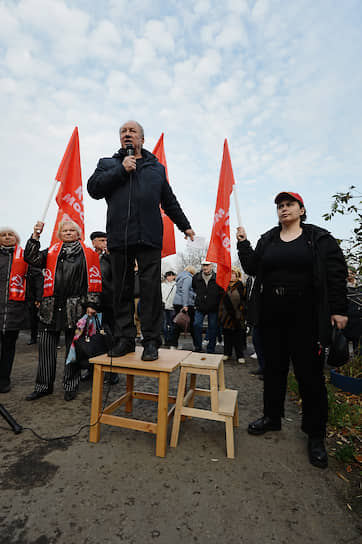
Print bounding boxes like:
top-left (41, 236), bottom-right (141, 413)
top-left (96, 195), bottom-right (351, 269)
top-left (251, 0), bottom-right (270, 22)
top-left (0, 0), bottom-right (361, 253)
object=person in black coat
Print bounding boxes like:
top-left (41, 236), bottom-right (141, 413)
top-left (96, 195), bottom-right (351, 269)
top-left (237, 191), bottom-right (348, 469)
top-left (192, 261), bottom-right (224, 353)
top-left (0, 228), bottom-right (42, 393)
top-left (24, 220), bottom-right (101, 401)
top-left (88, 231), bottom-right (118, 385)
top-left (87, 120), bottom-right (195, 361)
top-left (218, 267), bottom-right (246, 363)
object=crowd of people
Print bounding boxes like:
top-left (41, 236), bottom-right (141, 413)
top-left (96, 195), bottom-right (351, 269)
top-left (1, 120), bottom-right (360, 471)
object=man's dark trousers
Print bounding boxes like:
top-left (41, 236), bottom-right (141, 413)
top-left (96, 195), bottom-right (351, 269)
top-left (110, 245), bottom-right (162, 346)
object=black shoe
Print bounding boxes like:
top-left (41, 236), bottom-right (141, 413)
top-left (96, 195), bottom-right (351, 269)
top-left (26, 388), bottom-right (53, 401)
top-left (80, 369), bottom-right (92, 382)
top-left (108, 339), bottom-right (135, 357)
top-left (308, 437), bottom-right (328, 469)
top-left (27, 338), bottom-right (37, 345)
top-left (0, 384), bottom-right (11, 393)
top-left (193, 348), bottom-right (203, 353)
top-left (64, 390), bottom-right (77, 401)
top-left (104, 372), bottom-right (119, 385)
top-left (248, 416), bottom-right (281, 435)
top-left (141, 343), bottom-right (158, 361)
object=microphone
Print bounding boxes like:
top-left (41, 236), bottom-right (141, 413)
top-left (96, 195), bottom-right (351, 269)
top-left (0, 404), bottom-right (23, 434)
top-left (126, 143), bottom-right (134, 156)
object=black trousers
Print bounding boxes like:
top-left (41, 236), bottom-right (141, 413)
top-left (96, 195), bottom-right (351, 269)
top-left (223, 327), bottom-right (246, 358)
top-left (27, 301), bottom-right (39, 341)
top-left (0, 330), bottom-right (19, 387)
top-left (260, 293), bottom-right (328, 438)
top-left (170, 305), bottom-right (195, 347)
top-left (110, 245), bottom-right (162, 345)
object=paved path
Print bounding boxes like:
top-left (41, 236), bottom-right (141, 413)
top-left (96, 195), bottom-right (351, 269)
top-left (0, 333), bottom-right (360, 543)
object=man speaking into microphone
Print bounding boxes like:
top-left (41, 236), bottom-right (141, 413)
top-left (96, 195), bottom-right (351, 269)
top-left (88, 120), bottom-right (195, 361)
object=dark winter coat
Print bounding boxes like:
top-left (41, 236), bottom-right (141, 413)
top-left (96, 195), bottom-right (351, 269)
top-left (219, 281), bottom-right (246, 330)
top-left (237, 223), bottom-right (348, 346)
top-left (24, 238), bottom-right (100, 329)
top-left (0, 247), bottom-right (42, 331)
top-left (87, 148), bottom-right (191, 250)
top-left (192, 271), bottom-right (224, 314)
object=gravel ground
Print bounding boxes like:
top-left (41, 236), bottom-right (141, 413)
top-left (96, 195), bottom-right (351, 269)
top-left (0, 331), bottom-right (360, 544)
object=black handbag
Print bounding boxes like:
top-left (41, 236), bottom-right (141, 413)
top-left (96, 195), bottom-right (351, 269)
top-left (74, 316), bottom-right (111, 368)
top-left (326, 325), bottom-right (350, 368)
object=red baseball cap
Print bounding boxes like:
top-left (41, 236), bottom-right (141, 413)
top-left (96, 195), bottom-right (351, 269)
top-left (274, 192), bottom-right (304, 206)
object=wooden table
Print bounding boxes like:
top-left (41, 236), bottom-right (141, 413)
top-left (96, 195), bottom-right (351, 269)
top-left (89, 347), bottom-right (192, 457)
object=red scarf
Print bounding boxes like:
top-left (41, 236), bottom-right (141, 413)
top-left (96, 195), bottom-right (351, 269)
top-left (43, 241), bottom-right (102, 297)
top-left (8, 246), bottom-right (28, 302)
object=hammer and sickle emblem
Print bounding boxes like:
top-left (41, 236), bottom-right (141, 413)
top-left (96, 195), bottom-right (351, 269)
top-left (44, 269), bottom-right (52, 281)
top-left (90, 265), bottom-right (101, 278)
top-left (10, 274), bottom-right (23, 287)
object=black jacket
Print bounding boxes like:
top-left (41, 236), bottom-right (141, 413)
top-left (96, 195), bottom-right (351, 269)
top-left (87, 148), bottom-right (192, 250)
top-left (192, 271), bottom-right (224, 314)
top-left (0, 247), bottom-right (42, 331)
top-left (24, 238), bottom-right (100, 329)
top-left (237, 223), bottom-right (348, 346)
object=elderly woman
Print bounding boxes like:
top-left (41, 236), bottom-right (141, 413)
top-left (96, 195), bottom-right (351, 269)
top-left (237, 192), bottom-right (348, 469)
top-left (218, 267), bottom-right (247, 364)
top-left (0, 228), bottom-right (42, 393)
top-left (24, 219), bottom-right (101, 401)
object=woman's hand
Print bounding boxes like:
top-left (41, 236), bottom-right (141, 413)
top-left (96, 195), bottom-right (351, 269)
top-left (236, 226), bottom-right (247, 242)
top-left (331, 314), bottom-right (348, 329)
top-left (182, 306), bottom-right (188, 312)
top-left (86, 307), bottom-right (97, 317)
top-left (32, 221), bottom-right (44, 240)
top-left (34, 301), bottom-right (41, 309)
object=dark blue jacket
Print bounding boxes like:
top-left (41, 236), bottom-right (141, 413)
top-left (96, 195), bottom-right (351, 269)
top-left (87, 148), bottom-right (191, 250)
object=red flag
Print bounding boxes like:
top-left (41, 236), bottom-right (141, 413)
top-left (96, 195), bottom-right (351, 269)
top-left (152, 133), bottom-right (176, 258)
top-left (206, 139), bottom-right (235, 291)
top-left (50, 127), bottom-right (85, 245)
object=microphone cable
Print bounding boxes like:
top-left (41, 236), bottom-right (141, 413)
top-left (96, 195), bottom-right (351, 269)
top-left (1, 144), bottom-right (137, 443)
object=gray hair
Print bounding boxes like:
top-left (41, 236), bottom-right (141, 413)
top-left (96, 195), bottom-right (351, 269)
top-left (57, 219), bottom-right (82, 239)
top-left (0, 227), bottom-right (20, 245)
top-left (119, 120), bottom-right (144, 138)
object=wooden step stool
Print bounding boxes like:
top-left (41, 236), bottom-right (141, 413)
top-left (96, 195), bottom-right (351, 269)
top-left (170, 352), bottom-right (239, 458)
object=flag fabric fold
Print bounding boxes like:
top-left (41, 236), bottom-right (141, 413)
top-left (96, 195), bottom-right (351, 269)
top-left (206, 139), bottom-right (236, 291)
top-left (152, 133), bottom-right (176, 258)
top-left (50, 127), bottom-right (85, 245)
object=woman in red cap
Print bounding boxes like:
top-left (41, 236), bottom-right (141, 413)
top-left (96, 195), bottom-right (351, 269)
top-left (236, 192), bottom-right (348, 469)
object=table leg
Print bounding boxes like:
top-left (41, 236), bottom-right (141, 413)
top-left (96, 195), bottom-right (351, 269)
top-left (89, 364), bottom-right (103, 443)
top-left (156, 372), bottom-right (169, 457)
top-left (126, 374), bottom-right (134, 413)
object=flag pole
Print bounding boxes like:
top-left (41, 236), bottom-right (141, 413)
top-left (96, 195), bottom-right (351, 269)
top-left (41, 180), bottom-right (59, 223)
top-left (233, 188), bottom-right (242, 226)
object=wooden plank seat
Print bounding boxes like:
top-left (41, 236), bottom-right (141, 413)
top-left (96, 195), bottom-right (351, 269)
top-left (170, 352), bottom-right (239, 459)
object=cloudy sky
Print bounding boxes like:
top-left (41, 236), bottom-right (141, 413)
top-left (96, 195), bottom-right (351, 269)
top-left (1, 0), bottom-right (361, 267)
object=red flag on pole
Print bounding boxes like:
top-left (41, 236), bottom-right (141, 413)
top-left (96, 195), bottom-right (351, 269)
top-left (50, 127), bottom-right (85, 245)
top-left (152, 133), bottom-right (176, 258)
top-left (206, 139), bottom-right (235, 291)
